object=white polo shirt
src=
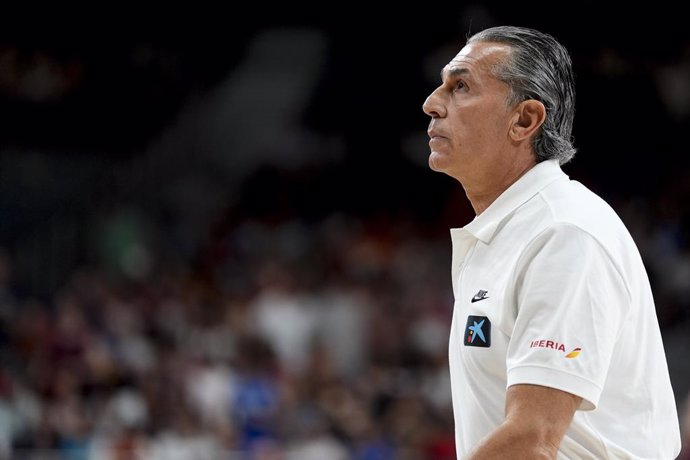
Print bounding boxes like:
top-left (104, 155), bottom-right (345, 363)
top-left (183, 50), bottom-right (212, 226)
top-left (448, 160), bottom-right (681, 459)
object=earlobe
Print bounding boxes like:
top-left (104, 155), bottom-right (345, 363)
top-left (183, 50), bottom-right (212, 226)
top-left (510, 100), bottom-right (546, 142)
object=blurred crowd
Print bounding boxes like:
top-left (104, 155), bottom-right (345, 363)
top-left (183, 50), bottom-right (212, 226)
top-left (1, 169), bottom-right (690, 458)
top-left (0, 209), bottom-right (459, 460)
top-left (2, 5), bottom-right (690, 459)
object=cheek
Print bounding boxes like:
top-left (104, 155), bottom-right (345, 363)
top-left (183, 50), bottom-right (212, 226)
top-left (466, 111), bottom-right (509, 143)
top-left (449, 115), bottom-right (483, 147)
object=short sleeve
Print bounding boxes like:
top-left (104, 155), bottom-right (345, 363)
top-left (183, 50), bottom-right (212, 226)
top-left (506, 223), bottom-right (630, 410)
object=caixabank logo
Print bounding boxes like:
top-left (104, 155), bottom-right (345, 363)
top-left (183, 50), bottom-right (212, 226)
top-left (464, 315), bottom-right (491, 347)
top-left (529, 339), bottom-right (581, 358)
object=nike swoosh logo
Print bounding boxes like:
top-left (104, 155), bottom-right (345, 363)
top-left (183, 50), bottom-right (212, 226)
top-left (471, 290), bottom-right (489, 303)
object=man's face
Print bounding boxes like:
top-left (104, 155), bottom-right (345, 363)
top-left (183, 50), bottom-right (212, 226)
top-left (422, 41), bottom-right (517, 184)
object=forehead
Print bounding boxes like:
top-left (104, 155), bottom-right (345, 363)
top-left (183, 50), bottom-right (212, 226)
top-left (442, 41), bottom-right (511, 81)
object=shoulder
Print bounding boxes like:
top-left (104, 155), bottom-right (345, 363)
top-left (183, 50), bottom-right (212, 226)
top-left (522, 178), bottom-right (636, 255)
top-left (539, 179), bottom-right (625, 230)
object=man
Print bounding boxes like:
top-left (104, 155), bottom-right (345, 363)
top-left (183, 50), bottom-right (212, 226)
top-left (422, 25), bottom-right (681, 459)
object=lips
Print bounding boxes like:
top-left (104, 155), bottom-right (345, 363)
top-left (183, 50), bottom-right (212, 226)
top-left (427, 127), bottom-right (447, 140)
top-left (428, 131), bottom-right (448, 148)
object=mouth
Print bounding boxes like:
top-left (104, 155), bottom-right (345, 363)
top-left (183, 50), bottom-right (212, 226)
top-left (428, 132), bottom-right (447, 147)
top-left (427, 129), bottom-right (446, 140)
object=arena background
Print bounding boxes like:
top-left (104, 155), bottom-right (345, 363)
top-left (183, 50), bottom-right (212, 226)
top-left (1, 3), bottom-right (689, 458)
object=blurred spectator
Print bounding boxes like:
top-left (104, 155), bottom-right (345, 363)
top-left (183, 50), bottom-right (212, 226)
top-left (1, 11), bottom-right (690, 459)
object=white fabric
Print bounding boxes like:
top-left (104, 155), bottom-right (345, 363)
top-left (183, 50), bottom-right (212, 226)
top-left (448, 160), bottom-right (681, 459)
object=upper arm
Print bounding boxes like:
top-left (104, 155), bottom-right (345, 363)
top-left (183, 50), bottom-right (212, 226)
top-left (506, 383), bottom-right (581, 453)
top-left (507, 224), bottom-right (629, 410)
top-left (465, 383), bottom-right (581, 459)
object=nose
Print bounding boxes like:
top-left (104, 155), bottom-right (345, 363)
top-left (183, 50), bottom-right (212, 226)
top-left (422, 86), bottom-right (445, 118)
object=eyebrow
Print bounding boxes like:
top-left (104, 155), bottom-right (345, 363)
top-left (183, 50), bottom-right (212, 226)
top-left (441, 66), bottom-right (471, 81)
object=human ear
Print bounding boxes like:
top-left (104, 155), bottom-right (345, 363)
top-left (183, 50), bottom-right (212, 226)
top-left (510, 99), bottom-right (546, 142)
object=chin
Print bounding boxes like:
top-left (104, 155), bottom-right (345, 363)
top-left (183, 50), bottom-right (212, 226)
top-left (428, 151), bottom-right (448, 173)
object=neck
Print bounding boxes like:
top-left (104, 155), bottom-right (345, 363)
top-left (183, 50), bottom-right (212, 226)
top-left (466, 156), bottom-right (537, 215)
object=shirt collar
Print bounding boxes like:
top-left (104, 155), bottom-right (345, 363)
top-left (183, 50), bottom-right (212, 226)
top-left (462, 159), bottom-right (568, 244)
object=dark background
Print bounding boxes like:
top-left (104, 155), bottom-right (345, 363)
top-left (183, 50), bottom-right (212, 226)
top-left (2, 3), bottom-right (689, 294)
top-left (1, 3), bottom-right (690, 457)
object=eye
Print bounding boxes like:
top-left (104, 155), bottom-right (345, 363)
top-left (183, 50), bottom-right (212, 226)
top-left (453, 79), bottom-right (468, 92)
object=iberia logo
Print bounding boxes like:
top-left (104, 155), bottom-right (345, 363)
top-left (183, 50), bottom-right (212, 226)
top-left (529, 340), bottom-right (581, 359)
top-left (565, 347), bottom-right (581, 358)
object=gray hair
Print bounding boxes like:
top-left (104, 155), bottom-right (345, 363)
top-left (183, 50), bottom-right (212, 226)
top-left (468, 26), bottom-right (577, 165)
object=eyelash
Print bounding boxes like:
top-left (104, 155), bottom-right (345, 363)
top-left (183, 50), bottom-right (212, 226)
top-left (453, 80), bottom-right (467, 92)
